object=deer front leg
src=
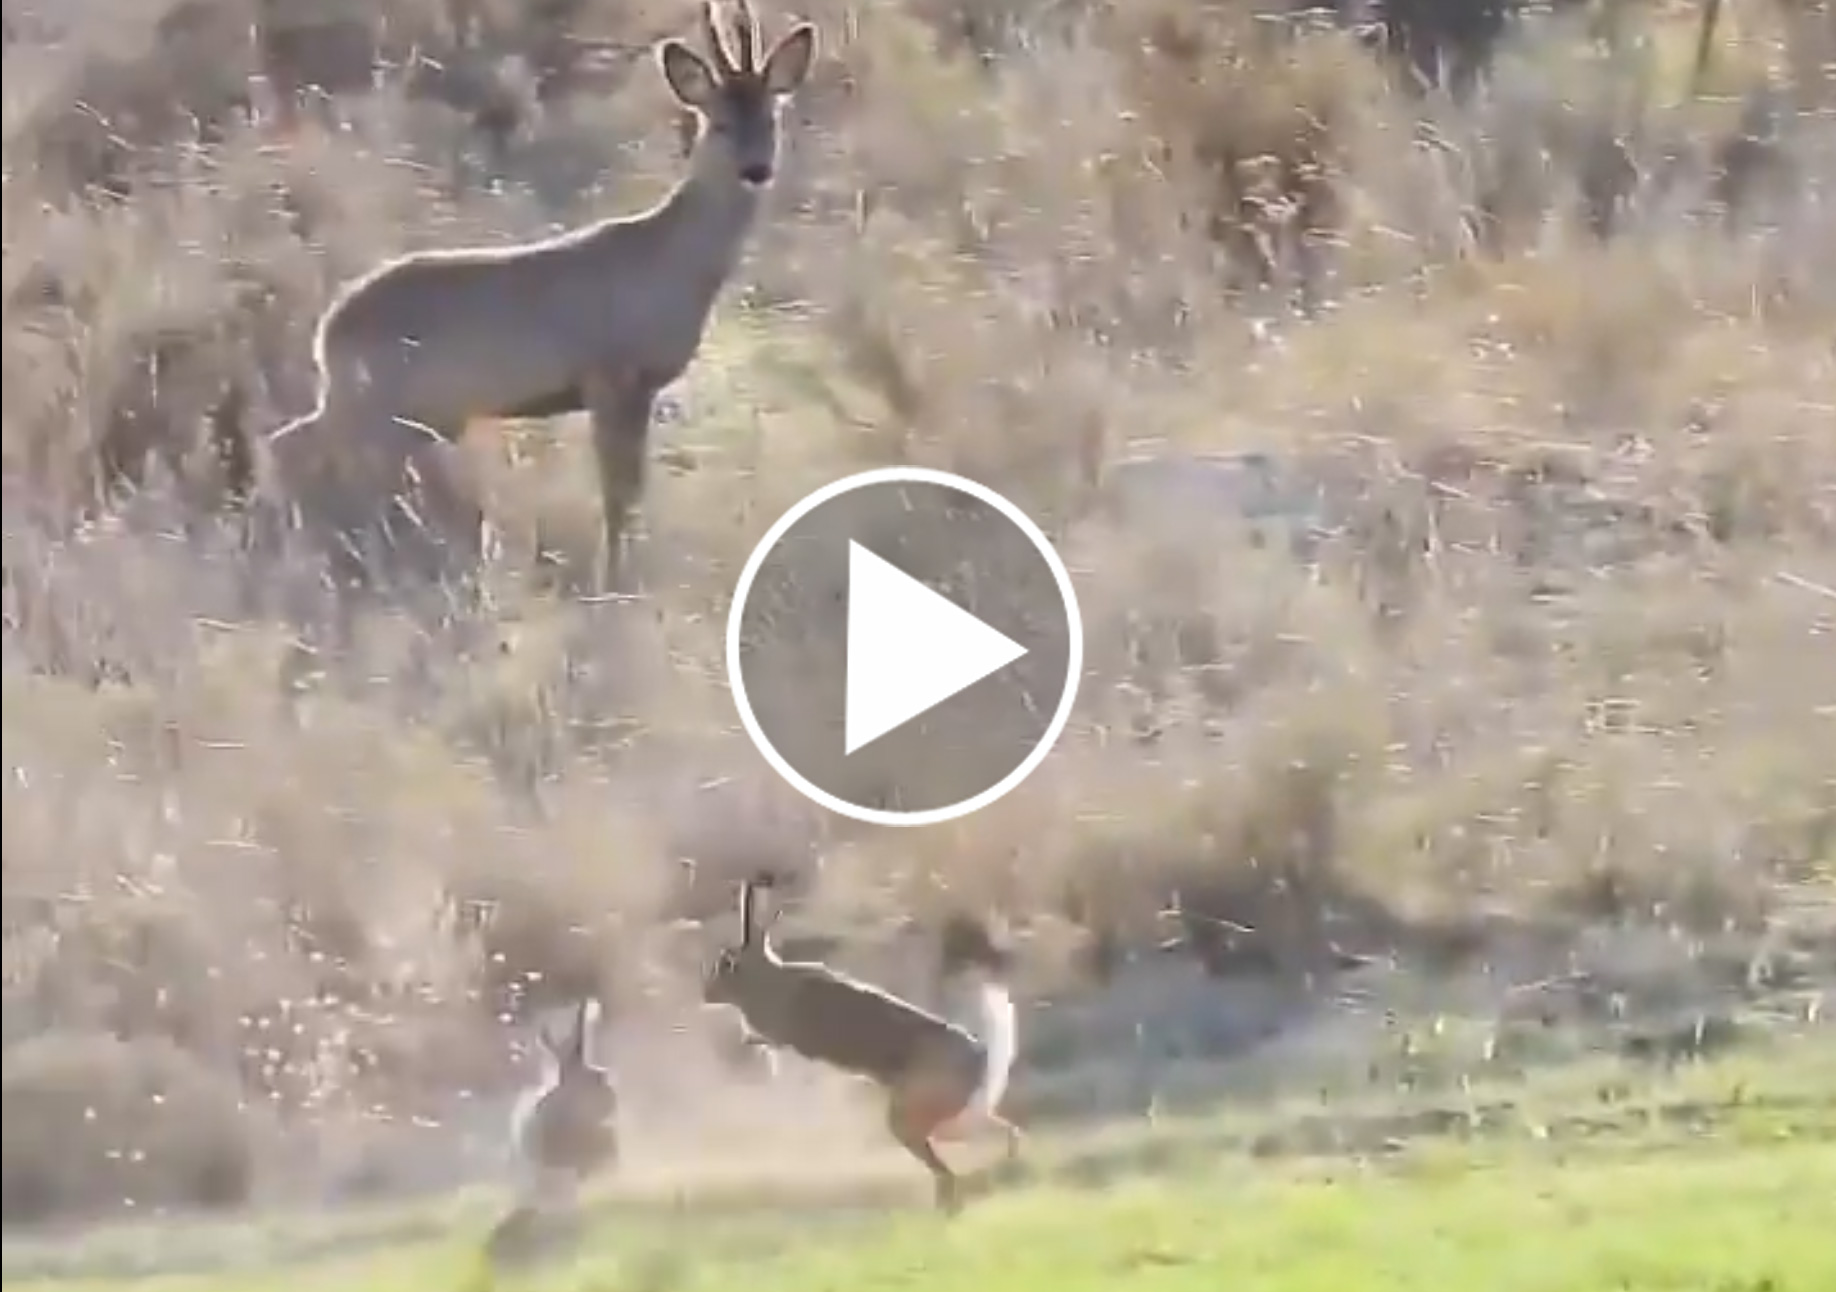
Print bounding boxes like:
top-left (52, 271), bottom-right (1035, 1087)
top-left (582, 370), bottom-right (659, 594)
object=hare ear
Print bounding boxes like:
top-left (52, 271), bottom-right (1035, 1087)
top-left (738, 879), bottom-right (758, 948)
top-left (758, 901), bottom-right (786, 951)
top-left (564, 999), bottom-right (587, 1068)
top-left (575, 997), bottom-right (607, 1070)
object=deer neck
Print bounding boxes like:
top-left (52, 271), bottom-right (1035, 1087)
top-left (656, 143), bottom-right (766, 309)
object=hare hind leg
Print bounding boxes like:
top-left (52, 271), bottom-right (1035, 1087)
top-left (887, 1059), bottom-right (993, 1214)
top-left (484, 1167), bottom-right (583, 1271)
top-left (886, 1093), bottom-right (962, 1215)
top-left (937, 1105), bottom-right (1024, 1165)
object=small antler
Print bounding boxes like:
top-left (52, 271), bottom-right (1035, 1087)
top-left (731, 0), bottom-right (761, 75)
top-left (700, 0), bottom-right (738, 77)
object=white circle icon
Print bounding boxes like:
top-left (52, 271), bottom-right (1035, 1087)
top-left (726, 467), bottom-right (1083, 827)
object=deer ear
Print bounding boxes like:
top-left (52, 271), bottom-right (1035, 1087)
top-left (761, 23), bottom-right (816, 96)
top-left (658, 39), bottom-right (719, 109)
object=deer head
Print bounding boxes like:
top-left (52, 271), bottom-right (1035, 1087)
top-left (657, 0), bottom-right (817, 188)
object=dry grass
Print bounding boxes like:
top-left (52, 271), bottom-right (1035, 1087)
top-left (4, 0), bottom-right (1834, 1231)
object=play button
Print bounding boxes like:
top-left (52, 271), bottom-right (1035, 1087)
top-left (726, 467), bottom-right (1083, 827)
top-left (844, 541), bottom-right (1029, 755)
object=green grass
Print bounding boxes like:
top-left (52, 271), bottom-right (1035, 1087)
top-left (19, 1136), bottom-right (1830, 1292)
top-left (687, 1145), bottom-right (1828, 1292)
top-left (9, 1038), bottom-right (1834, 1292)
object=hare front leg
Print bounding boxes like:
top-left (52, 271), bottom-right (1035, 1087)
top-left (583, 370), bottom-right (659, 594)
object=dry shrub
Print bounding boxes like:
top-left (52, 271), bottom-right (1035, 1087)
top-left (1, 1032), bottom-right (259, 1223)
top-left (1, 0), bottom-right (262, 199)
top-left (1100, 1), bottom-right (1381, 296)
top-left (254, 0), bottom-right (686, 152)
top-left (1, 0), bottom-right (676, 200)
top-left (1376, 0), bottom-right (1515, 94)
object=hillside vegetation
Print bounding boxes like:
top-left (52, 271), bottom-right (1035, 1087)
top-left (4, 0), bottom-right (1834, 1230)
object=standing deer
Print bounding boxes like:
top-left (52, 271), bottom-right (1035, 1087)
top-left (266, 0), bottom-right (818, 592)
top-left (701, 876), bottom-right (1023, 1214)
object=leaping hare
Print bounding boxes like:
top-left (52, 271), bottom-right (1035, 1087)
top-left (702, 877), bottom-right (1022, 1214)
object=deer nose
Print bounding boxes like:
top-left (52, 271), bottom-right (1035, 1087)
top-left (739, 162), bottom-right (773, 187)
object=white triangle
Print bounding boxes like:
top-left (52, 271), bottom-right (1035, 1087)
top-left (844, 541), bottom-right (1028, 756)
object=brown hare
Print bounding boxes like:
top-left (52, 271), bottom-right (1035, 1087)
top-left (483, 997), bottom-right (619, 1269)
top-left (702, 877), bottom-right (1022, 1214)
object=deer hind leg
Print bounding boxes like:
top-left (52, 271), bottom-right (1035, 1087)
top-left (264, 406), bottom-right (374, 584)
top-left (366, 416), bottom-right (483, 595)
top-left (582, 370), bottom-right (658, 594)
top-left (400, 430), bottom-right (485, 571)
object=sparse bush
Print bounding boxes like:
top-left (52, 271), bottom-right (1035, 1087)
top-left (1, 1032), bottom-right (259, 1223)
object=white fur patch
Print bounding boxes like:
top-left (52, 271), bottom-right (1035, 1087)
top-left (968, 978), bottom-right (1018, 1116)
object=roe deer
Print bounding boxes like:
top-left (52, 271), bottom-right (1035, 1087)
top-left (266, 0), bottom-right (818, 591)
top-left (485, 997), bottom-right (619, 1269)
top-left (702, 877), bottom-right (1022, 1214)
